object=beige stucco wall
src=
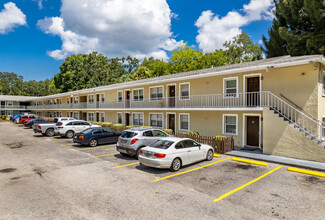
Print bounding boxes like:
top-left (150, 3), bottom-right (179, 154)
top-left (318, 64), bottom-right (325, 125)
top-left (263, 107), bottom-right (325, 163)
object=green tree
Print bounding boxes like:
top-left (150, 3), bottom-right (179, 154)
top-left (0, 72), bottom-right (23, 95)
top-left (263, 0), bottom-right (325, 57)
top-left (223, 31), bottom-right (263, 64)
top-left (54, 52), bottom-right (128, 93)
top-left (132, 66), bottom-right (152, 80)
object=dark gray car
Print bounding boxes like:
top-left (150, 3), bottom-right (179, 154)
top-left (116, 128), bottom-right (170, 158)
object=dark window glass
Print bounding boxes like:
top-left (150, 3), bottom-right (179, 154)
top-left (120, 132), bottom-right (137, 138)
top-left (143, 131), bottom-right (154, 137)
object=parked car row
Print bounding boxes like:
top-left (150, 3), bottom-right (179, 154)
top-left (12, 116), bottom-right (214, 172)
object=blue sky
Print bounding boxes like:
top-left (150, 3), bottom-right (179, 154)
top-left (0, 0), bottom-right (274, 81)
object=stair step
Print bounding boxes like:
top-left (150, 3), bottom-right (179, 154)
top-left (299, 128), bottom-right (305, 132)
top-left (311, 137), bottom-right (318, 142)
top-left (305, 132), bottom-right (313, 137)
top-left (294, 124), bottom-right (300, 128)
top-left (279, 114), bottom-right (284, 118)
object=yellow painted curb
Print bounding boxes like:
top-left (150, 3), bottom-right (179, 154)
top-left (214, 154), bottom-right (221, 158)
top-left (287, 167), bottom-right (325, 178)
top-left (232, 157), bottom-right (268, 167)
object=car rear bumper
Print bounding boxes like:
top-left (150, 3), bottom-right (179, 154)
top-left (116, 144), bottom-right (136, 156)
top-left (73, 138), bottom-right (88, 145)
top-left (138, 156), bottom-right (171, 169)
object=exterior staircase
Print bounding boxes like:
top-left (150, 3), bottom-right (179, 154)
top-left (265, 92), bottom-right (325, 149)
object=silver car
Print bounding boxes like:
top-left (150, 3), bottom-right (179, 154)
top-left (116, 128), bottom-right (170, 158)
top-left (54, 120), bottom-right (101, 138)
top-left (138, 137), bottom-right (214, 171)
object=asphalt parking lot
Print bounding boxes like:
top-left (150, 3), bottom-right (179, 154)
top-left (1, 121), bottom-right (325, 219)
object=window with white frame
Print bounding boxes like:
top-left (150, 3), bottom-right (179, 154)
top-left (58, 112), bottom-right (62, 117)
top-left (67, 98), bottom-right (70, 104)
top-left (101, 112), bottom-right (105, 122)
top-left (73, 112), bottom-right (79, 119)
top-left (89, 95), bottom-right (94, 103)
top-left (180, 83), bottom-right (190, 99)
top-left (150, 114), bottom-right (163, 128)
top-left (50, 100), bottom-right (53, 105)
top-left (150, 87), bottom-right (163, 101)
top-left (54, 99), bottom-right (57, 105)
top-left (58, 99), bottom-right (62, 104)
top-left (88, 112), bottom-right (94, 122)
top-left (118, 91), bottom-right (123, 102)
top-left (180, 114), bottom-right (189, 131)
top-left (133, 89), bottom-right (144, 101)
top-left (66, 112), bottom-right (69, 117)
top-left (223, 114), bottom-right (238, 135)
top-left (224, 78), bottom-right (238, 97)
top-left (101, 94), bottom-right (105, 103)
top-left (7, 101), bottom-right (13, 106)
top-left (133, 113), bottom-right (144, 126)
top-left (74, 97), bottom-right (79, 104)
top-left (117, 112), bottom-right (123, 124)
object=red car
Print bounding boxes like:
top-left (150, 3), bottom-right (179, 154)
top-left (19, 115), bottom-right (38, 124)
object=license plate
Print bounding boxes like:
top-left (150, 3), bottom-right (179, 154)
top-left (121, 139), bottom-right (127, 144)
top-left (119, 149), bottom-right (127, 153)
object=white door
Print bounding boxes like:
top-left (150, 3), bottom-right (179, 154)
top-left (183, 140), bottom-right (203, 162)
top-left (174, 141), bottom-right (190, 165)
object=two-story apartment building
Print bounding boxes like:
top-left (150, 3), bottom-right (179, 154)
top-left (0, 95), bottom-right (34, 115)
top-left (3, 55), bottom-right (325, 162)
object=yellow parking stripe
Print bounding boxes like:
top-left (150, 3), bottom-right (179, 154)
top-left (113, 162), bottom-right (140, 169)
top-left (213, 166), bottom-right (282, 202)
top-left (91, 153), bottom-right (119, 158)
top-left (153, 158), bottom-right (230, 182)
top-left (287, 167), bottom-right (325, 178)
top-left (232, 157), bottom-right (268, 167)
top-left (77, 145), bottom-right (115, 151)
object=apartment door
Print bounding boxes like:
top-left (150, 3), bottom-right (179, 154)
top-left (168, 86), bottom-right (176, 107)
top-left (246, 116), bottom-right (259, 147)
top-left (82, 112), bottom-right (87, 121)
top-left (125, 113), bottom-right (130, 126)
top-left (125, 91), bottom-right (131, 108)
top-left (246, 77), bottom-right (260, 107)
top-left (96, 112), bottom-right (100, 122)
top-left (96, 94), bottom-right (100, 108)
top-left (168, 114), bottom-right (175, 132)
top-left (0, 101), bottom-right (5, 108)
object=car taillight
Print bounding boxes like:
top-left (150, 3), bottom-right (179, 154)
top-left (139, 150), bottom-right (143, 154)
top-left (38, 126), bottom-right (41, 129)
top-left (130, 138), bottom-right (139, 145)
top-left (79, 136), bottom-right (84, 139)
top-left (117, 137), bottom-right (119, 142)
top-left (58, 126), bottom-right (64, 129)
top-left (154, 153), bottom-right (166, 158)
top-left (26, 122), bottom-right (29, 124)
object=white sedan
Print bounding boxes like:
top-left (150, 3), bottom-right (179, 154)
top-left (138, 137), bottom-right (214, 172)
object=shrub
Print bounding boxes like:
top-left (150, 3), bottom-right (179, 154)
top-left (183, 131), bottom-right (200, 135)
top-left (215, 135), bottom-right (227, 140)
top-left (125, 125), bottom-right (135, 129)
top-left (162, 129), bottom-right (173, 135)
top-left (112, 124), bottom-right (125, 132)
top-left (0, 115), bottom-right (11, 120)
top-left (102, 122), bottom-right (113, 128)
top-left (140, 126), bottom-right (152, 128)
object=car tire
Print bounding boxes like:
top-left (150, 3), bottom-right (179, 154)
top-left (170, 158), bottom-right (181, 172)
top-left (135, 147), bottom-right (144, 159)
top-left (65, 130), bottom-right (74, 138)
top-left (42, 133), bottom-right (46, 136)
top-left (45, 128), bottom-right (54, 137)
top-left (206, 149), bottom-right (213, 161)
top-left (89, 139), bottom-right (98, 147)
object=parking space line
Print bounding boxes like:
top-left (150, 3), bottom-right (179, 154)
top-left (113, 162), bottom-right (140, 169)
top-left (232, 157), bottom-right (268, 167)
top-left (153, 158), bottom-right (230, 182)
top-left (91, 153), bottom-right (119, 158)
top-left (76, 145), bottom-right (115, 151)
top-left (287, 167), bottom-right (325, 178)
top-left (213, 166), bottom-right (282, 203)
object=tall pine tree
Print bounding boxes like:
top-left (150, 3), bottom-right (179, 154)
top-left (263, 0), bottom-right (325, 57)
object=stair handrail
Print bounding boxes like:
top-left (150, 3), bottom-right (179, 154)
top-left (279, 93), bottom-right (325, 126)
top-left (266, 91), bottom-right (324, 127)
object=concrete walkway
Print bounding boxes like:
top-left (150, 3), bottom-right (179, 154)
top-left (226, 150), bottom-right (325, 172)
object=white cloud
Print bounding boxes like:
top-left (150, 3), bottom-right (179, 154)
top-left (195, 0), bottom-right (274, 52)
top-left (38, 0), bottom-right (182, 60)
top-left (33, 0), bottom-right (44, 10)
top-left (37, 17), bottom-right (99, 60)
top-left (0, 2), bottom-right (26, 34)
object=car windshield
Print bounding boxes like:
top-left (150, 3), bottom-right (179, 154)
top-left (120, 131), bottom-right (137, 138)
top-left (81, 128), bottom-right (94, 134)
top-left (150, 140), bottom-right (174, 149)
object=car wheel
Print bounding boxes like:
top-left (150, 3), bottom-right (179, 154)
top-left (170, 158), bottom-right (181, 172)
top-left (135, 147), bottom-right (143, 159)
top-left (65, 130), bottom-right (74, 138)
top-left (42, 133), bottom-right (46, 136)
top-left (89, 139), bottom-right (98, 147)
top-left (45, 128), bottom-right (54, 137)
top-left (206, 149), bottom-right (213, 161)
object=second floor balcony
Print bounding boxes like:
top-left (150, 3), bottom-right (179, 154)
top-left (27, 92), bottom-right (266, 110)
